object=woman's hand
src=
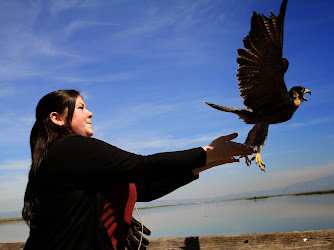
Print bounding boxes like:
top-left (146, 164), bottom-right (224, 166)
top-left (193, 133), bottom-right (255, 175)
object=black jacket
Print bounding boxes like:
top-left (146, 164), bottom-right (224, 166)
top-left (24, 135), bottom-right (206, 250)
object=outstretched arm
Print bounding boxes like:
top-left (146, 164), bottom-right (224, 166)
top-left (193, 133), bottom-right (255, 175)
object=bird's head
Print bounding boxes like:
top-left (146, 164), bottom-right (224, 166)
top-left (289, 86), bottom-right (311, 106)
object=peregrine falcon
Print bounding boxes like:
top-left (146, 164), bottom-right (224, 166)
top-left (205, 0), bottom-right (311, 171)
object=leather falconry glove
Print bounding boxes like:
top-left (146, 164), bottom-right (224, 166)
top-left (125, 216), bottom-right (151, 250)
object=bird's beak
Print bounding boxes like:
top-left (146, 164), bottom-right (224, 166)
top-left (302, 88), bottom-right (311, 101)
top-left (303, 88), bottom-right (311, 95)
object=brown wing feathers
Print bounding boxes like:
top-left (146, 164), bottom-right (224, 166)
top-left (236, 0), bottom-right (289, 111)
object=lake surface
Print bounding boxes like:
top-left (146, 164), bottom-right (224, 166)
top-left (1, 193), bottom-right (334, 243)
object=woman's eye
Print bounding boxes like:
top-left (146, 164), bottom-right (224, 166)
top-left (78, 106), bottom-right (84, 109)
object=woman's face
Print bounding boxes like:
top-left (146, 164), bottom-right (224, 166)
top-left (71, 96), bottom-right (94, 137)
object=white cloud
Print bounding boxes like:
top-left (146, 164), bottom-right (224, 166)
top-left (234, 162), bottom-right (334, 196)
top-left (55, 71), bottom-right (137, 84)
top-left (0, 31), bottom-right (82, 81)
top-left (0, 115), bottom-right (33, 144)
top-left (64, 20), bottom-right (117, 34)
top-left (0, 87), bottom-right (14, 98)
top-left (159, 162), bottom-right (334, 200)
top-left (91, 97), bottom-right (251, 153)
top-left (110, 129), bottom-right (238, 154)
top-left (130, 103), bottom-right (180, 117)
top-left (0, 171), bottom-right (27, 212)
top-left (0, 159), bottom-right (30, 212)
top-left (286, 116), bottom-right (333, 128)
top-left (48, 0), bottom-right (92, 14)
top-left (328, 134), bottom-right (334, 144)
top-left (0, 62), bottom-right (43, 80)
top-left (93, 102), bottom-right (182, 133)
top-left (112, 134), bottom-right (200, 153)
top-left (266, 163), bottom-right (334, 188)
top-left (111, 15), bottom-right (172, 40)
top-left (33, 38), bottom-right (78, 58)
top-left (0, 159), bottom-right (31, 171)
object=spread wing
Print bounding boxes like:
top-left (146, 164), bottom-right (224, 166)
top-left (236, 0), bottom-right (289, 112)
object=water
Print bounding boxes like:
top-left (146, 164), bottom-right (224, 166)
top-left (1, 194), bottom-right (334, 243)
top-left (0, 221), bottom-right (28, 243)
top-left (135, 194), bottom-right (334, 238)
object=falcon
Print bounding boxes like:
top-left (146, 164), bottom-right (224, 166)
top-left (205, 0), bottom-right (310, 171)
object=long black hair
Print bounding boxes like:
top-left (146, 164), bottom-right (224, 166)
top-left (22, 89), bottom-right (80, 228)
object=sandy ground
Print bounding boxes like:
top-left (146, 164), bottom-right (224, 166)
top-left (1, 229), bottom-right (333, 249)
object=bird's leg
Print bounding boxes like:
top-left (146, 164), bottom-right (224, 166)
top-left (252, 145), bottom-right (265, 171)
top-left (255, 153), bottom-right (265, 171)
top-left (244, 155), bottom-right (252, 166)
top-left (242, 142), bottom-right (254, 167)
top-left (240, 143), bottom-right (253, 166)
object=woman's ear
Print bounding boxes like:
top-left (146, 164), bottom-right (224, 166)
top-left (50, 112), bottom-right (66, 126)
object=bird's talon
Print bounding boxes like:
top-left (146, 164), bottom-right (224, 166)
top-left (244, 156), bottom-right (251, 166)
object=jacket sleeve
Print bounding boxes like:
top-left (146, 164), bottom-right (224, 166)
top-left (46, 135), bottom-right (206, 188)
top-left (136, 170), bottom-right (199, 202)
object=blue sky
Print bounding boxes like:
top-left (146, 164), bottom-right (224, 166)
top-left (0, 0), bottom-right (334, 213)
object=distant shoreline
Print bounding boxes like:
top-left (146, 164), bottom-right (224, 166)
top-left (0, 217), bottom-right (23, 224)
top-left (244, 189), bottom-right (334, 200)
top-left (1, 189), bottom-right (333, 224)
top-left (137, 189), bottom-right (334, 210)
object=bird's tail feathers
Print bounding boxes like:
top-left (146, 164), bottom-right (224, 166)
top-left (204, 101), bottom-right (251, 120)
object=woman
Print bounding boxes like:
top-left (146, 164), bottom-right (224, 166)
top-left (22, 89), bottom-right (254, 250)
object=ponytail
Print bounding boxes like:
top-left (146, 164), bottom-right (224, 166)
top-left (22, 90), bottom-right (79, 228)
